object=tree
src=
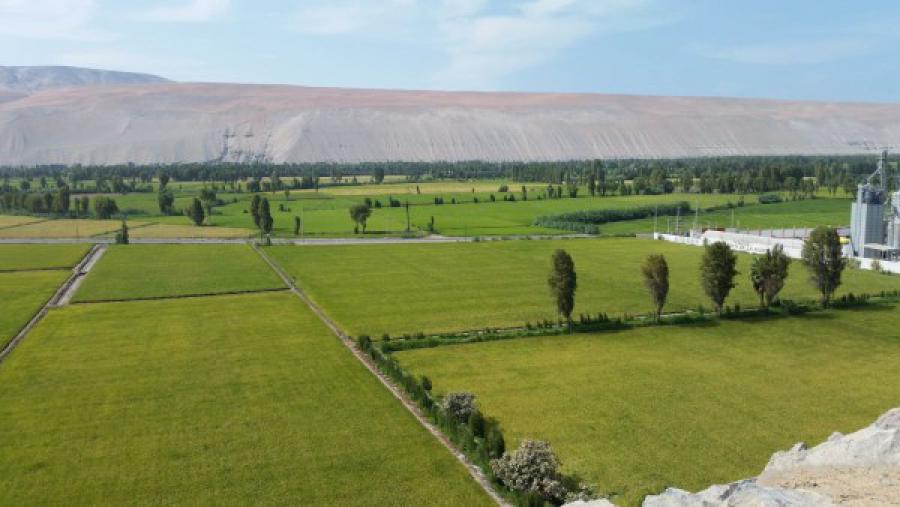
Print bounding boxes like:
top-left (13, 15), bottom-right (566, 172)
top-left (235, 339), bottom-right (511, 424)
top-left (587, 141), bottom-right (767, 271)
top-left (115, 221), bottom-right (129, 244)
top-left (349, 203), bottom-right (371, 233)
top-left (802, 226), bottom-right (846, 306)
top-left (293, 215), bottom-right (301, 236)
top-left (749, 244), bottom-right (791, 308)
top-left (79, 196), bottom-right (90, 215)
top-left (700, 241), bottom-right (738, 314)
top-left (93, 196), bottom-right (118, 219)
top-left (157, 189), bottom-right (175, 215)
top-left (158, 171), bottom-right (170, 189)
top-left (372, 167), bottom-right (385, 184)
top-left (259, 198), bottom-right (274, 234)
top-left (185, 197), bottom-right (205, 226)
top-left (250, 194), bottom-right (262, 228)
top-left (641, 254), bottom-right (669, 320)
top-left (547, 249), bottom-right (577, 323)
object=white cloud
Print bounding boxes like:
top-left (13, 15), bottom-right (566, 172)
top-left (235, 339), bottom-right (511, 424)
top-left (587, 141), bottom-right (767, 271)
top-left (433, 0), bottom-right (662, 90)
top-left (141, 0), bottom-right (230, 23)
top-left (0, 0), bottom-right (109, 40)
top-left (292, 0), bottom-right (417, 36)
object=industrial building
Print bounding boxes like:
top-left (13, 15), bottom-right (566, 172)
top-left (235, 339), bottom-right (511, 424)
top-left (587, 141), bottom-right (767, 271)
top-left (849, 151), bottom-right (900, 260)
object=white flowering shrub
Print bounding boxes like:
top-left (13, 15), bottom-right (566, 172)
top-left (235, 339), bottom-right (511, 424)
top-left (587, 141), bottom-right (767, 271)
top-left (441, 392), bottom-right (476, 423)
top-left (490, 440), bottom-right (567, 502)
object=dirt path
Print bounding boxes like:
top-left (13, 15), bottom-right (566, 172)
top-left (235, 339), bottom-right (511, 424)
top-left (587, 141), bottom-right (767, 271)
top-left (0, 245), bottom-right (99, 365)
top-left (53, 244), bottom-right (107, 306)
top-left (251, 244), bottom-right (509, 506)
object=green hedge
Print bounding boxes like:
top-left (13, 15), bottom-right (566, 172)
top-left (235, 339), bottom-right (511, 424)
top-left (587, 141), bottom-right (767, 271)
top-left (534, 202), bottom-right (691, 234)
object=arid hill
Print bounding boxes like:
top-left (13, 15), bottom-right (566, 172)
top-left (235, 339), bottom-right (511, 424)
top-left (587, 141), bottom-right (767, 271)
top-left (1, 79), bottom-right (899, 166)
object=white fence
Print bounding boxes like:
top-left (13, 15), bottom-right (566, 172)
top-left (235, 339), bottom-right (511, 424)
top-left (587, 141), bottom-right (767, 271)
top-left (653, 232), bottom-right (900, 274)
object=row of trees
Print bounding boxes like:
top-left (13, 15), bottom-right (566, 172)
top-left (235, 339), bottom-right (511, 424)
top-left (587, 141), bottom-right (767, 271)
top-left (4, 153), bottom-right (891, 191)
top-left (0, 188), bottom-right (120, 219)
top-left (547, 226), bottom-right (848, 323)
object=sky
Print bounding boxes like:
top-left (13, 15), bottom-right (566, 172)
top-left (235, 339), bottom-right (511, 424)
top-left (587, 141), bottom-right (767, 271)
top-left (2, 0), bottom-right (900, 102)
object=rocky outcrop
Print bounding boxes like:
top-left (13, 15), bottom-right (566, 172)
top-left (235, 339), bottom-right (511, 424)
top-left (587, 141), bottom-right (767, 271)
top-left (2, 77), bottom-right (900, 165)
top-left (642, 408), bottom-right (900, 506)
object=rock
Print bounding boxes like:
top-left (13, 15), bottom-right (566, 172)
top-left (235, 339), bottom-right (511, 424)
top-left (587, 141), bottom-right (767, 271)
top-left (643, 408), bottom-right (900, 506)
top-left (643, 479), bottom-right (836, 506)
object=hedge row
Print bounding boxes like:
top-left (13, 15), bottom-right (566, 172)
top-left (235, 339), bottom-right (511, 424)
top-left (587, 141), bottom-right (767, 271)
top-left (534, 202), bottom-right (691, 234)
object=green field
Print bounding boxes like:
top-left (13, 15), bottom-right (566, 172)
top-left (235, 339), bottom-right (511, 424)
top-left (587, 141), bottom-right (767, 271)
top-left (0, 292), bottom-right (491, 505)
top-left (0, 270), bottom-right (68, 347)
top-left (74, 244), bottom-right (285, 302)
top-left (0, 244), bottom-right (89, 271)
top-left (396, 304), bottom-right (900, 505)
top-left (269, 238), bottom-right (900, 336)
top-left (600, 198), bottom-right (852, 236)
top-left (0, 219), bottom-right (123, 238)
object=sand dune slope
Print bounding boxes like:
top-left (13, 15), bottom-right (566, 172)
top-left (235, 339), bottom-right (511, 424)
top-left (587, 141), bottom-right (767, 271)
top-left (1, 83), bottom-right (899, 165)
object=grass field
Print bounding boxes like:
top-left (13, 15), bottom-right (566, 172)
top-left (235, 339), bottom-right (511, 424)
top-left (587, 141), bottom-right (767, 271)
top-left (0, 244), bottom-right (89, 271)
top-left (0, 270), bottom-right (68, 347)
top-left (269, 238), bottom-right (900, 336)
top-left (396, 303), bottom-right (900, 505)
top-left (0, 219), bottom-right (122, 238)
top-left (600, 198), bottom-right (852, 236)
top-left (0, 292), bottom-right (491, 505)
top-left (74, 244), bottom-right (285, 302)
top-left (126, 223), bottom-right (253, 238)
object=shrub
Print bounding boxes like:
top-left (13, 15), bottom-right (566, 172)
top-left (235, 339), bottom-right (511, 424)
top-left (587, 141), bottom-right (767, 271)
top-left (441, 392), bottom-right (476, 423)
top-left (498, 184), bottom-right (509, 192)
top-left (490, 440), bottom-right (567, 503)
top-left (468, 409), bottom-right (486, 438)
top-left (420, 376), bottom-right (432, 392)
top-left (758, 193), bottom-right (783, 204)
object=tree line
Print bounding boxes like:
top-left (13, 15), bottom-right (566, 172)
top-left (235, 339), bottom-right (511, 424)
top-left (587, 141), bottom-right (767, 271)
top-left (548, 226), bottom-right (848, 324)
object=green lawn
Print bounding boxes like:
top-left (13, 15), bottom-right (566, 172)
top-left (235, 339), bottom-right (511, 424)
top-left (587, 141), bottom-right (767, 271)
top-left (0, 292), bottom-right (491, 505)
top-left (0, 270), bottom-right (68, 347)
top-left (74, 244), bottom-right (285, 302)
top-left (0, 244), bottom-right (89, 271)
top-left (396, 304), bottom-right (900, 505)
top-left (269, 238), bottom-right (900, 336)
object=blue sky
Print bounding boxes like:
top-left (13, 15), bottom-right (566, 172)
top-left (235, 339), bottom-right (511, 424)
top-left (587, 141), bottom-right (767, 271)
top-left (3, 0), bottom-right (900, 101)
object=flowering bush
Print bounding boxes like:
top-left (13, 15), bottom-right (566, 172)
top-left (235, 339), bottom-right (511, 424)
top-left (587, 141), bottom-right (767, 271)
top-left (441, 392), bottom-right (476, 423)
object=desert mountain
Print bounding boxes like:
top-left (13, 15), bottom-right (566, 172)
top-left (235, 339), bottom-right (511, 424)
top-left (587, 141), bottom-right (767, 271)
top-left (0, 66), bottom-right (169, 95)
top-left (0, 67), bottom-right (898, 166)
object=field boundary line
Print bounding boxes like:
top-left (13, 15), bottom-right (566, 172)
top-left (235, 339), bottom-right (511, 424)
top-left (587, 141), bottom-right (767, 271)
top-left (70, 287), bottom-right (290, 305)
top-left (0, 244), bottom-right (100, 365)
top-left (0, 218), bottom-right (49, 230)
top-left (0, 266), bottom-right (72, 274)
top-left (251, 244), bottom-right (509, 506)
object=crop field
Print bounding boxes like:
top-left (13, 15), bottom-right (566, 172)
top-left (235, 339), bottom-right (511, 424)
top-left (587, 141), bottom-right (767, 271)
top-left (0, 270), bottom-right (69, 347)
top-left (599, 198), bottom-right (852, 236)
top-left (396, 303), bottom-right (900, 505)
top-left (0, 292), bottom-right (491, 505)
top-left (126, 223), bottom-right (253, 238)
top-left (74, 244), bottom-right (285, 302)
top-left (269, 238), bottom-right (900, 336)
top-left (0, 219), bottom-right (122, 238)
top-left (0, 244), bottom-right (89, 271)
top-left (0, 216), bottom-right (44, 228)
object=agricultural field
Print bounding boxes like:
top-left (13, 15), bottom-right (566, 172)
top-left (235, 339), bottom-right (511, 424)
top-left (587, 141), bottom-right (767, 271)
top-left (396, 303), bottom-right (900, 505)
top-left (74, 244), bottom-right (284, 302)
top-left (599, 198), bottom-right (852, 236)
top-left (0, 216), bottom-right (44, 228)
top-left (0, 219), bottom-right (122, 238)
top-left (0, 270), bottom-right (69, 348)
top-left (0, 292), bottom-right (491, 505)
top-left (268, 238), bottom-right (900, 336)
top-left (0, 243), bottom-right (89, 271)
top-left (126, 223), bottom-right (252, 238)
